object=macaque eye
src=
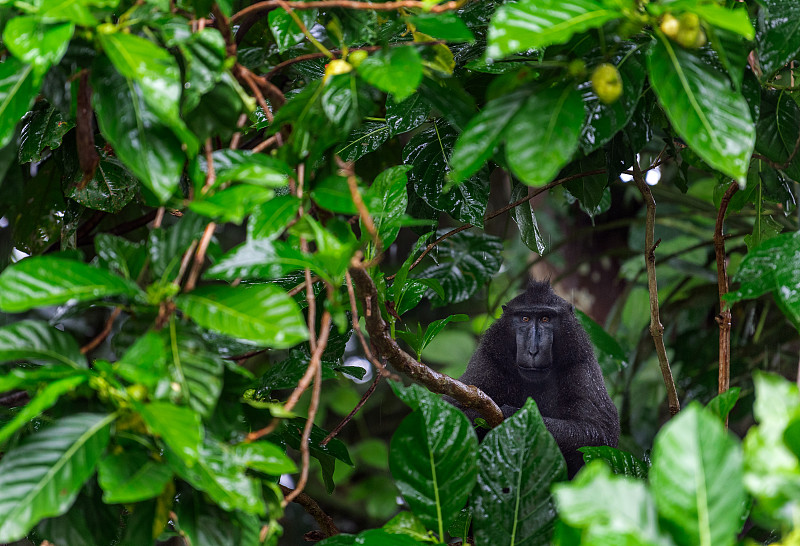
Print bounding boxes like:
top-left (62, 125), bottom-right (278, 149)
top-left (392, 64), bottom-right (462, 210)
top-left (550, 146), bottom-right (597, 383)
top-left (541, 316), bottom-right (550, 323)
top-left (521, 316), bottom-right (530, 322)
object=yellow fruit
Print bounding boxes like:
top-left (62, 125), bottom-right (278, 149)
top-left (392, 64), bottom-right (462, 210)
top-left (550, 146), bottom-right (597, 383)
top-left (568, 59), bottom-right (586, 77)
top-left (675, 12), bottom-right (703, 48)
top-left (349, 50), bottom-right (368, 67)
top-left (660, 13), bottom-right (680, 39)
top-left (126, 384), bottom-right (148, 401)
top-left (323, 59), bottom-right (353, 83)
top-left (591, 63), bottom-right (623, 105)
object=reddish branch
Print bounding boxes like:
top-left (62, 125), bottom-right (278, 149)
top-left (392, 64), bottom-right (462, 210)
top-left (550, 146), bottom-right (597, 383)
top-left (632, 162), bottom-right (680, 416)
top-left (232, 0), bottom-right (464, 24)
top-left (714, 182), bottom-right (739, 401)
top-left (279, 485), bottom-right (339, 537)
top-left (80, 307), bottom-right (123, 355)
top-left (348, 261), bottom-right (504, 427)
top-left (322, 374), bottom-right (382, 446)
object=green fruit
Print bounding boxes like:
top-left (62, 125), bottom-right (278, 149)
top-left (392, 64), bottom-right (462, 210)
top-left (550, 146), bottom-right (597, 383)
top-left (660, 13), bottom-right (680, 39)
top-left (675, 12), bottom-right (703, 48)
top-left (591, 63), bottom-right (623, 105)
top-left (349, 50), bottom-right (368, 67)
top-left (568, 59), bottom-right (586, 77)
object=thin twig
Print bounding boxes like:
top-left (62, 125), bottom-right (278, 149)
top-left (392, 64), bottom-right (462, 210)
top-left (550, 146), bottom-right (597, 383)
top-left (714, 182), bottom-right (738, 410)
top-left (229, 113), bottom-right (249, 150)
top-left (231, 0), bottom-right (465, 24)
top-left (174, 240), bottom-right (199, 287)
top-left (184, 223), bottom-right (216, 292)
top-left (80, 307), bottom-right (123, 354)
top-left (632, 162), bottom-right (680, 416)
top-left (201, 139), bottom-right (217, 195)
top-left (321, 374), bottom-right (382, 446)
top-left (387, 169), bottom-right (605, 280)
top-left (279, 485), bottom-right (339, 537)
top-left (337, 157), bottom-right (381, 255)
top-left (348, 260), bottom-right (504, 426)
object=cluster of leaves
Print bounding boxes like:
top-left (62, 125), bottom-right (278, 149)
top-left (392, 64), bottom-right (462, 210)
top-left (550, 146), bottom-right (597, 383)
top-left (0, 0), bottom-right (799, 543)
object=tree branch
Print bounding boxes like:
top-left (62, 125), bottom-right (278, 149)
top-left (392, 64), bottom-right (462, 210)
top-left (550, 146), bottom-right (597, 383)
top-left (232, 0), bottom-right (464, 24)
top-left (714, 182), bottom-right (738, 407)
top-left (632, 162), bottom-right (680, 416)
top-left (279, 485), bottom-right (339, 537)
top-left (348, 260), bottom-right (503, 427)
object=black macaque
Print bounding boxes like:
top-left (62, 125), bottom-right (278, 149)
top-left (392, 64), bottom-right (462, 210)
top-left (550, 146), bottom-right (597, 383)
top-left (451, 280), bottom-right (619, 478)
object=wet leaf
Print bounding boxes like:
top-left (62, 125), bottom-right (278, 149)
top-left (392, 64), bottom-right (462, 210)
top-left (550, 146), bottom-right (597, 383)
top-left (269, 8), bottom-right (318, 53)
top-left (19, 104), bottom-right (74, 163)
top-left (756, 0), bottom-right (800, 78)
top-left (97, 449), bottom-right (173, 504)
top-left (578, 446), bottom-right (649, 479)
top-left (3, 17), bottom-right (73, 74)
top-left (65, 154), bottom-right (138, 213)
top-left (189, 185), bottom-right (275, 224)
top-left (409, 13), bottom-right (475, 43)
top-left (336, 120), bottom-right (391, 162)
top-left (0, 57), bottom-right (42, 148)
top-left (358, 46), bottom-right (424, 103)
top-left (247, 195), bottom-right (301, 241)
top-left (511, 182), bottom-right (546, 254)
top-left (385, 93), bottom-right (430, 135)
top-left (0, 319), bottom-right (86, 368)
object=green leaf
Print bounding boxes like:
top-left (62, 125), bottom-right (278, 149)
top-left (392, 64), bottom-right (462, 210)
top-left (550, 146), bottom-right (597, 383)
top-left (416, 230), bottom-right (503, 306)
top-left (0, 256), bottom-right (141, 312)
top-left (366, 165), bottom-right (411, 247)
top-left (650, 404), bottom-right (745, 546)
top-left (404, 125), bottom-right (490, 226)
top-left (449, 88), bottom-right (529, 183)
top-left (189, 185), bottom-right (275, 224)
top-left (510, 182), bottom-right (546, 254)
top-left (165, 326), bottom-right (224, 419)
top-left (204, 238), bottom-right (312, 281)
top-left (3, 17), bottom-right (73, 74)
top-left (487, 0), bottom-right (622, 59)
top-left (727, 231), bottom-right (800, 330)
top-left (358, 46), bottom-right (424, 103)
top-left (756, 0), bottom-right (800, 77)
top-left (575, 309), bottom-right (628, 373)
top-left (91, 56), bottom-right (185, 203)
top-left (65, 154), bottom-right (138, 214)
top-left (755, 90), bottom-right (800, 182)
top-left (0, 319), bottom-right (86, 368)
top-left (386, 93), bottom-right (430, 135)
top-left (706, 387), bottom-right (741, 424)
top-left (647, 35), bottom-right (754, 184)
top-left (418, 314), bottom-right (468, 360)
top-left (269, 8), bottom-right (318, 53)
top-left (233, 441), bottom-right (297, 475)
top-left (504, 83), bottom-right (585, 187)
top-left (176, 284), bottom-right (308, 348)
top-left (694, 4), bottom-right (754, 40)
top-left (473, 398), bottom-right (566, 545)
top-left (98, 32), bottom-right (198, 155)
top-left (578, 446), bottom-right (649, 479)
top-left (408, 13), bottom-right (475, 43)
top-left (114, 331), bottom-right (167, 389)
top-left (554, 460), bottom-right (668, 545)
top-left (0, 57), bottom-right (42, 148)
top-left (248, 195), bottom-right (301, 241)
top-left (97, 449), bottom-right (173, 503)
top-left (139, 401), bottom-right (203, 464)
top-left (336, 120), bottom-right (392, 162)
top-left (0, 413), bottom-right (114, 542)
top-left (389, 383), bottom-right (478, 537)
top-left (167, 437), bottom-right (266, 514)
top-left (0, 376), bottom-right (88, 445)
top-left (743, 372), bottom-right (800, 527)
top-left (19, 103), bottom-right (74, 163)
top-left (190, 149), bottom-right (291, 191)
top-left (169, 28), bottom-right (227, 112)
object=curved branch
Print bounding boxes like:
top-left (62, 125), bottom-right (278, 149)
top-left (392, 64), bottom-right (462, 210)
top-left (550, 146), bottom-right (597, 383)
top-left (348, 261), bottom-right (503, 427)
top-left (279, 485), bottom-right (339, 537)
top-left (232, 0), bottom-right (464, 24)
top-left (632, 162), bottom-right (680, 416)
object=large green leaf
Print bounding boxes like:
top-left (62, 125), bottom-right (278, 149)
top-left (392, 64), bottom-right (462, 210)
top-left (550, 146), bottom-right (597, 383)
top-left (138, 401), bottom-right (203, 464)
top-left (510, 182), bottom-right (546, 254)
top-left (647, 35), bottom-right (754, 184)
top-left (65, 154), bottom-right (139, 214)
top-left (19, 103), bottom-right (75, 163)
top-left (0, 57), bottom-right (42, 148)
top-left (554, 461), bottom-right (669, 545)
top-left (233, 441), bottom-right (297, 475)
top-left (649, 404), bottom-right (745, 546)
top-left (91, 56), bottom-right (185, 203)
top-left (98, 32), bottom-right (198, 154)
top-left (743, 372), bottom-right (800, 527)
top-left (165, 325), bottom-right (224, 418)
top-left (449, 88), bottom-right (529, 183)
top-left (336, 120), bottom-right (392, 162)
top-left (0, 376), bottom-right (88, 445)
top-left (473, 398), bottom-right (566, 545)
top-left (0, 257), bottom-right (141, 312)
top-left (0, 413), bottom-right (114, 542)
top-left (726, 231), bottom-right (800, 330)
top-left (754, 90), bottom-right (800, 182)
top-left (0, 319), bottom-right (86, 368)
top-left (189, 184), bottom-right (275, 224)
top-left (416, 230), bottom-right (503, 306)
top-left (175, 284), bottom-right (308, 348)
top-left (204, 238), bottom-right (313, 281)
top-left (487, 0), bottom-right (622, 59)
top-left (3, 17), bottom-right (73, 74)
top-left (268, 8), bottom-right (318, 53)
top-left (366, 165), bottom-right (410, 247)
top-left (167, 438), bottom-right (266, 514)
top-left (756, 0), bottom-right (800, 78)
top-left (190, 149), bottom-right (291, 191)
top-left (114, 331), bottom-right (168, 389)
top-left (404, 125), bottom-right (490, 226)
top-left (504, 83), bottom-right (585, 187)
top-left (97, 449), bottom-right (173, 503)
top-left (578, 446), bottom-right (649, 479)
top-left (247, 195), bottom-right (301, 241)
top-left (389, 383), bottom-right (478, 537)
top-left (358, 46), bottom-right (424, 102)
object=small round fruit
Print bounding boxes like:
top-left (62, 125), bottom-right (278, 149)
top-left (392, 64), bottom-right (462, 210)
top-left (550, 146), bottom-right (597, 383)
top-left (660, 13), bottom-right (680, 39)
top-left (675, 12), bottom-right (702, 48)
top-left (591, 63), bottom-right (623, 105)
top-left (349, 50), bottom-right (368, 67)
top-left (323, 59), bottom-right (353, 83)
top-left (567, 59), bottom-right (586, 77)
top-left (126, 384), bottom-right (148, 401)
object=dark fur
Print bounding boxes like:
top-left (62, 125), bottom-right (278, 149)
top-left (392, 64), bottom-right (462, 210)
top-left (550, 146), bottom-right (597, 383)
top-left (453, 280), bottom-right (619, 478)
